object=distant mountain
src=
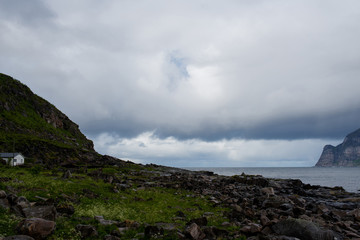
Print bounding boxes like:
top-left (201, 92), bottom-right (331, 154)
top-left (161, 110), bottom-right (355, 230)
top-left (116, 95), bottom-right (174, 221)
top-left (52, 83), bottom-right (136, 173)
top-left (0, 73), bottom-right (100, 166)
top-left (316, 128), bottom-right (360, 167)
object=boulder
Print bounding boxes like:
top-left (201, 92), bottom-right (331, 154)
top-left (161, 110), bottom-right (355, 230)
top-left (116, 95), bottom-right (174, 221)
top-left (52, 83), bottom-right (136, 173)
top-left (17, 218), bottom-right (56, 239)
top-left (0, 190), bottom-right (7, 198)
top-left (75, 224), bottom-right (98, 238)
top-left (185, 223), bottom-right (205, 240)
top-left (15, 196), bottom-right (31, 209)
top-left (22, 205), bottom-right (57, 221)
top-left (272, 218), bottom-right (336, 240)
top-left (240, 223), bottom-right (262, 234)
top-left (261, 187), bottom-right (275, 196)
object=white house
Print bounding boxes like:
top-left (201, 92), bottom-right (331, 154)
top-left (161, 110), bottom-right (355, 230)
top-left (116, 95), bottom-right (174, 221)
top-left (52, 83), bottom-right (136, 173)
top-left (0, 153), bottom-right (25, 166)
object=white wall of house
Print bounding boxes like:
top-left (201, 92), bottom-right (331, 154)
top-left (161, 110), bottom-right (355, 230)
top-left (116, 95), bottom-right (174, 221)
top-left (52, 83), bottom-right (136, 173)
top-left (12, 154), bottom-right (25, 166)
top-left (1, 153), bottom-right (25, 166)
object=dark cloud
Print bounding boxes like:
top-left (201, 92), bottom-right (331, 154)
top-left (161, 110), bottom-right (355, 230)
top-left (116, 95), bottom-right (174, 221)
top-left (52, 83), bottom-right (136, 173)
top-left (0, 0), bottom-right (55, 25)
top-left (1, 1), bottom-right (360, 166)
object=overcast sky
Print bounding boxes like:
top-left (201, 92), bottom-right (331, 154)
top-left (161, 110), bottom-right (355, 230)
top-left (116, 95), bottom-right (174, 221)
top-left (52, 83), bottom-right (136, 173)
top-left (1, 0), bottom-right (359, 167)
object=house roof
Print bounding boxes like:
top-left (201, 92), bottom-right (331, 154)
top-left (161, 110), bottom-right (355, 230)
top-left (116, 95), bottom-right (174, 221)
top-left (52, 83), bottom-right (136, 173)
top-left (0, 153), bottom-right (23, 158)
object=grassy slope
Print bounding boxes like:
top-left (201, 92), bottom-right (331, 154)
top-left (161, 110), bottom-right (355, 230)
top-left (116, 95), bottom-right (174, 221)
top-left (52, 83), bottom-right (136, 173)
top-left (0, 73), bottom-right (96, 162)
top-left (0, 164), bottom-right (234, 240)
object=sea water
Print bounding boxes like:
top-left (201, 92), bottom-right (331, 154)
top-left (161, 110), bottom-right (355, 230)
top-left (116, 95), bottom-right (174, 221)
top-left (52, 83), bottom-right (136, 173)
top-left (186, 167), bottom-right (360, 193)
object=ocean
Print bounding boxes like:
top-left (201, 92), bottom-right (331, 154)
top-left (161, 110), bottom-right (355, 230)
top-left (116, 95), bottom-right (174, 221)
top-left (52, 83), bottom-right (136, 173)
top-left (185, 167), bottom-right (360, 193)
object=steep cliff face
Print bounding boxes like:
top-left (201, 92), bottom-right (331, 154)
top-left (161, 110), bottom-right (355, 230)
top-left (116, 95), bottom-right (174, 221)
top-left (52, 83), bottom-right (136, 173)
top-left (316, 128), bottom-right (360, 167)
top-left (0, 73), bottom-right (99, 165)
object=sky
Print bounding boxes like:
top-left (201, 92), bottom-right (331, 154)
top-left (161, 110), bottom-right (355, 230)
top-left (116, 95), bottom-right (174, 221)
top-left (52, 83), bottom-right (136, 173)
top-left (1, 0), bottom-right (360, 167)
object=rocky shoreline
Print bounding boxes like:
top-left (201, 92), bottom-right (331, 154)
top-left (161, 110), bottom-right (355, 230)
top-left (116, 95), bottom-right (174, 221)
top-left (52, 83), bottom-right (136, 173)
top-left (1, 163), bottom-right (360, 240)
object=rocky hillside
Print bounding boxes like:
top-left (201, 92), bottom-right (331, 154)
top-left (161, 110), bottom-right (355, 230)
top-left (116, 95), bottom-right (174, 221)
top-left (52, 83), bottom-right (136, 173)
top-left (316, 128), bottom-right (360, 167)
top-left (0, 73), bottom-right (99, 165)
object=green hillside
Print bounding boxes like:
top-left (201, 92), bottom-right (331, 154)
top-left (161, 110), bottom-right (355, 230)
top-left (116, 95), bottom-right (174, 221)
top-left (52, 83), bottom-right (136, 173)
top-left (0, 73), bottom-right (98, 165)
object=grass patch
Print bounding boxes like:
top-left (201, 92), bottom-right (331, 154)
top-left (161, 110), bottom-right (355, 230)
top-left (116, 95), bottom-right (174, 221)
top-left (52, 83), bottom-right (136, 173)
top-left (0, 165), bottom-right (231, 239)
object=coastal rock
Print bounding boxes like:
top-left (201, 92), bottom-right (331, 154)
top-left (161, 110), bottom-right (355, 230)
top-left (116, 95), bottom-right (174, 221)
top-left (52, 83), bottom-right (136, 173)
top-left (272, 218), bottom-right (336, 240)
top-left (185, 223), bottom-right (205, 240)
top-left (316, 128), bottom-right (360, 167)
top-left (17, 218), bottom-right (56, 239)
top-left (22, 205), bottom-right (57, 221)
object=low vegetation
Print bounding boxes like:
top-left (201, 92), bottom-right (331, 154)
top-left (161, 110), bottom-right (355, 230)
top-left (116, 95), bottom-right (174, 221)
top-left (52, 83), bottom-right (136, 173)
top-left (0, 164), bottom-right (232, 239)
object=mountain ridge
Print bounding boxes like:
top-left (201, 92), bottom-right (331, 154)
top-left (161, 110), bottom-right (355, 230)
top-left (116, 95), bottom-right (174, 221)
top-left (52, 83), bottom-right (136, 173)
top-left (316, 128), bottom-right (360, 167)
top-left (0, 73), bottom-right (100, 166)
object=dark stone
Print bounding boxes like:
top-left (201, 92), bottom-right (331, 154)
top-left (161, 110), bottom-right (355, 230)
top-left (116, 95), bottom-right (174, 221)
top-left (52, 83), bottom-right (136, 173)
top-left (7, 193), bottom-right (18, 205)
top-left (272, 218), bottom-right (336, 240)
top-left (185, 223), bottom-right (205, 240)
top-left (176, 210), bottom-right (186, 218)
top-left (0, 190), bottom-right (7, 198)
top-left (144, 225), bottom-right (164, 237)
top-left (17, 218), bottom-right (56, 239)
top-left (15, 196), bottom-right (31, 208)
top-left (56, 203), bottom-right (75, 215)
top-left (22, 205), bottom-right (57, 221)
top-left (76, 224), bottom-right (98, 238)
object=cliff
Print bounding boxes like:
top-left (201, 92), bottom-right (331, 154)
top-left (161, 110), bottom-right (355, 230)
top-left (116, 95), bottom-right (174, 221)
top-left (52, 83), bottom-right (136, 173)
top-left (316, 128), bottom-right (360, 167)
top-left (0, 73), bottom-right (99, 165)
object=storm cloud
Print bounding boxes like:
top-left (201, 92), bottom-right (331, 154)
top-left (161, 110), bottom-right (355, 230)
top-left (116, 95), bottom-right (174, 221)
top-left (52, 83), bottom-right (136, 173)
top-left (1, 0), bottom-right (360, 166)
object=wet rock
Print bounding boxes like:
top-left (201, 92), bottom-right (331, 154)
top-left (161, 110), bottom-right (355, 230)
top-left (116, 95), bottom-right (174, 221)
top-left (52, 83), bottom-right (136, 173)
top-left (17, 218), bottom-right (56, 239)
top-left (185, 223), bottom-right (205, 240)
top-left (76, 224), bottom-right (98, 238)
top-left (272, 218), bottom-right (336, 240)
